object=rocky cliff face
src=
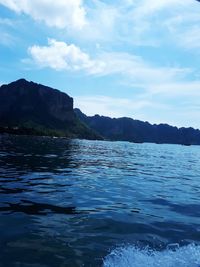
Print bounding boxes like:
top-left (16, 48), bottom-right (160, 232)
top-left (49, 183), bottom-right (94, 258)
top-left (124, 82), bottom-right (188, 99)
top-left (75, 108), bottom-right (200, 145)
top-left (0, 79), bottom-right (101, 139)
top-left (0, 79), bottom-right (75, 125)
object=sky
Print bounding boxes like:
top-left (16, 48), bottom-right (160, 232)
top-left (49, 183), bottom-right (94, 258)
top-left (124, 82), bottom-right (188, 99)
top-left (0, 0), bottom-right (200, 129)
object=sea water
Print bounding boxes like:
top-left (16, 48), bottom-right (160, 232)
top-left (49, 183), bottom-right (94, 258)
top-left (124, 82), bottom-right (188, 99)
top-left (103, 244), bottom-right (200, 267)
top-left (0, 135), bottom-right (200, 266)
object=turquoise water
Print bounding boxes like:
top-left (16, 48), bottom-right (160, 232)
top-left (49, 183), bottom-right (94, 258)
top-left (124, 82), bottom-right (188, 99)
top-left (0, 135), bottom-right (200, 266)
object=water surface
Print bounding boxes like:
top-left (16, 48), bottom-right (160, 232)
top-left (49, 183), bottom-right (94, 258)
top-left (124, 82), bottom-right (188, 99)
top-left (0, 135), bottom-right (200, 266)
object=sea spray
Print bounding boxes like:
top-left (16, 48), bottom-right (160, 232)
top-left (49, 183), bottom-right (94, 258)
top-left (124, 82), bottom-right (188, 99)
top-left (103, 244), bottom-right (200, 267)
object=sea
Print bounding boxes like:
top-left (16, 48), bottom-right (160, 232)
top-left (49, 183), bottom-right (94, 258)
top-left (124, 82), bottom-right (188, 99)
top-left (0, 135), bottom-right (200, 267)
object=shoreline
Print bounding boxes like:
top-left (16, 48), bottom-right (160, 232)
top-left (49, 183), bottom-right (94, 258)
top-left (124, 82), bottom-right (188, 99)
top-left (0, 130), bottom-right (196, 146)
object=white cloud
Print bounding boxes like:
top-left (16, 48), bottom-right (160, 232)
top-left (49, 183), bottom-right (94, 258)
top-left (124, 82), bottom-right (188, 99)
top-left (131, 0), bottom-right (191, 18)
top-left (74, 95), bottom-right (159, 119)
top-left (95, 52), bottom-right (190, 85)
top-left (28, 38), bottom-right (190, 88)
top-left (83, 1), bottom-right (120, 42)
top-left (1, 0), bottom-right (199, 49)
top-left (119, 0), bottom-right (200, 48)
top-left (92, 0), bottom-right (200, 49)
top-left (0, 0), bottom-right (86, 30)
top-left (149, 81), bottom-right (200, 97)
top-left (162, 2), bottom-right (200, 50)
top-left (176, 26), bottom-right (200, 50)
top-left (27, 38), bottom-right (200, 121)
top-left (28, 38), bottom-right (105, 72)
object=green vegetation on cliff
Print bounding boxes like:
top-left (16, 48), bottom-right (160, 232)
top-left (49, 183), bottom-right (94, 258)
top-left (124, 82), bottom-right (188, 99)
top-left (75, 108), bottom-right (200, 145)
top-left (0, 79), bottom-right (101, 140)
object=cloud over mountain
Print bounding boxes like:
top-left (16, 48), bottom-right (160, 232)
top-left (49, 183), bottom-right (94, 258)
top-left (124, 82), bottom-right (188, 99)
top-left (0, 0), bottom-right (86, 30)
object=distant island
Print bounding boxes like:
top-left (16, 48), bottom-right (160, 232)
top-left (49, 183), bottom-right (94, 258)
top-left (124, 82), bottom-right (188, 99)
top-left (75, 109), bottom-right (200, 145)
top-left (1, 79), bottom-right (200, 145)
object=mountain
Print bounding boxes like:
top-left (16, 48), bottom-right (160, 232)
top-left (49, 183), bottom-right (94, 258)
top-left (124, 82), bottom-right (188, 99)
top-left (1, 79), bottom-right (200, 145)
top-left (0, 79), bottom-right (101, 139)
top-left (75, 108), bottom-right (200, 145)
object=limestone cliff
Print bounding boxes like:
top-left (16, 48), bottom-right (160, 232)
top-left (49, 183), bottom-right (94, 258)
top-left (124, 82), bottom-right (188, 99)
top-left (0, 79), bottom-right (101, 139)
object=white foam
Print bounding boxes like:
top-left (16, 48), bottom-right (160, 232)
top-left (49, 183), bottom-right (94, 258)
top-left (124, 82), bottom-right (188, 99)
top-left (103, 244), bottom-right (200, 267)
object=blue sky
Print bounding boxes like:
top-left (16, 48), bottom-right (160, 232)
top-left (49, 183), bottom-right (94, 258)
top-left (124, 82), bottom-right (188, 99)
top-left (0, 0), bottom-right (200, 128)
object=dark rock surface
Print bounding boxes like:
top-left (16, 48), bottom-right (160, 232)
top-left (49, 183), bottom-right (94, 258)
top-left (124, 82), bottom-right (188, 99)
top-left (0, 79), bottom-right (101, 139)
top-left (0, 79), bottom-right (74, 127)
top-left (75, 108), bottom-right (200, 145)
top-left (1, 78), bottom-right (199, 144)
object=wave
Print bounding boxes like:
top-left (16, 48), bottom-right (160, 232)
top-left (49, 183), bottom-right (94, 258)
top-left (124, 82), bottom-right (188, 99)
top-left (103, 244), bottom-right (200, 267)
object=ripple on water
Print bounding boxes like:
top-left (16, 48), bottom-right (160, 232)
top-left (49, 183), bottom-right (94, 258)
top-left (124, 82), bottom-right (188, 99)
top-left (1, 136), bottom-right (200, 266)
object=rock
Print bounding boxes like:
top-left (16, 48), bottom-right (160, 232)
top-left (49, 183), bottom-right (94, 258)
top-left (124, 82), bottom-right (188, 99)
top-left (74, 108), bottom-right (200, 145)
top-left (0, 79), bottom-right (101, 140)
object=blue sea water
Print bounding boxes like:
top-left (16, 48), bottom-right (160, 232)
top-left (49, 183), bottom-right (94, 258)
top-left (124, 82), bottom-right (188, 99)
top-left (0, 135), bottom-right (200, 266)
